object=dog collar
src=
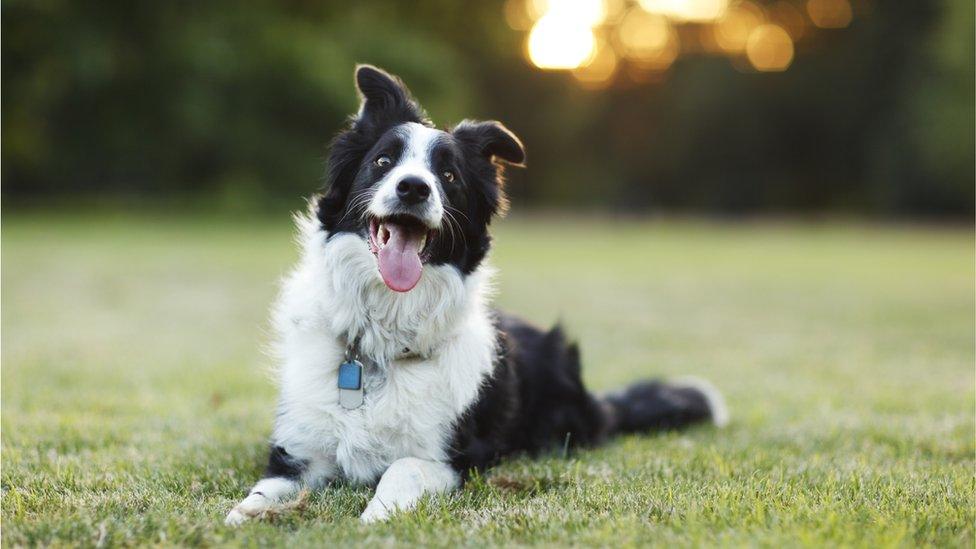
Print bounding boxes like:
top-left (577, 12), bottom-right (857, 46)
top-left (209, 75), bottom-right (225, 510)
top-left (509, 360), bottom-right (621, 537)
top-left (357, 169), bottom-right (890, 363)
top-left (338, 340), bottom-right (366, 410)
top-left (337, 337), bottom-right (428, 410)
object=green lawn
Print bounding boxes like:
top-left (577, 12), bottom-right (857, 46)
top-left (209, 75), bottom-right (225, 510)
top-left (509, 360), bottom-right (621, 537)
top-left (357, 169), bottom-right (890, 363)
top-left (2, 214), bottom-right (973, 547)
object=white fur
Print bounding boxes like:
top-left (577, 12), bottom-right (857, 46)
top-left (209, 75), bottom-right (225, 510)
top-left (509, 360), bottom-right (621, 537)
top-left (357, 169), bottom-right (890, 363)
top-left (227, 208), bottom-right (496, 525)
top-left (224, 477), bottom-right (301, 526)
top-left (360, 457), bottom-right (459, 523)
top-left (671, 376), bottom-right (730, 428)
top-left (368, 122), bottom-right (445, 228)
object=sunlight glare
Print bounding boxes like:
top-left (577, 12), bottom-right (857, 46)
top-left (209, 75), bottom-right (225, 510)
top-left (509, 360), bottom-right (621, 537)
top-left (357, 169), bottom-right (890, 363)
top-left (638, 0), bottom-right (728, 22)
top-left (543, 0), bottom-right (608, 26)
top-left (573, 40), bottom-right (619, 88)
top-left (528, 14), bottom-right (597, 69)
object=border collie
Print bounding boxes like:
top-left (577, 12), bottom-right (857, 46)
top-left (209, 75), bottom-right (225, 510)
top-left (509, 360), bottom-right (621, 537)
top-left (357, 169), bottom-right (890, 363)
top-left (225, 65), bottom-right (727, 525)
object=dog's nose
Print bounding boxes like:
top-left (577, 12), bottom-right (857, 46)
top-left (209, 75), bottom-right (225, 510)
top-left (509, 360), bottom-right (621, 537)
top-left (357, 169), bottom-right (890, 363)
top-left (396, 177), bottom-right (431, 205)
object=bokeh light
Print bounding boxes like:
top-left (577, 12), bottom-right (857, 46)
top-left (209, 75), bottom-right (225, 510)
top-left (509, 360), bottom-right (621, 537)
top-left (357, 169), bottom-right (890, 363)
top-left (630, 41), bottom-right (679, 72)
top-left (526, 0), bottom-right (552, 20)
top-left (618, 8), bottom-right (676, 60)
top-left (746, 23), bottom-right (794, 71)
top-left (601, 0), bottom-right (629, 23)
top-left (545, 0), bottom-right (608, 26)
top-left (528, 14), bottom-right (597, 69)
top-left (712, 1), bottom-right (766, 54)
top-left (768, 1), bottom-right (807, 40)
top-left (573, 40), bottom-right (620, 88)
top-left (638, 0), bottom-right (728, 22)
top-left (504, 0), bottom-right (535, 30)
top-left (515, 0), bottom-right (857, 80)
top-left (806, 0), bottom-right (853, 29)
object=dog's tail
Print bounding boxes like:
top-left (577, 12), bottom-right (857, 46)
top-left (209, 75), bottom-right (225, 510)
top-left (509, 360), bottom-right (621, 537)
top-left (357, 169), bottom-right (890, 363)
top-left (601, 377), bottom-right (729, 436)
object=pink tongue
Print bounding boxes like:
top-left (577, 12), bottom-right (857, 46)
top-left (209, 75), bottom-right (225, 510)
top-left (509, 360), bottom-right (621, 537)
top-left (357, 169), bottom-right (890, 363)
top-left (377, 223), bottom-right (424, 292)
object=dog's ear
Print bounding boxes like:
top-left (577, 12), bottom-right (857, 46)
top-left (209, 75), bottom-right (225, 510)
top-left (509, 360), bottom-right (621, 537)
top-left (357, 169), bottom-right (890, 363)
top-left (353, 64), bottom-right (427, 133)
top-left (452, 120), bottom-right (524, 221)
top-left (317, 65), bottom-right (428, 231)
top-left (452, 120), bottom-right (526, 166)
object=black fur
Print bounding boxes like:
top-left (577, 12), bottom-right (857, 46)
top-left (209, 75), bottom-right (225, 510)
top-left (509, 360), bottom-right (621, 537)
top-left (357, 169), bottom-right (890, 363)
top-left (316, 65), bottom-right (522, 274)
top-left (448, 313), bottom-right (718, 478)
top-left (314, 65), bottom-right (721, 481)
top-left (603, 381), bottom-right (713, 433)
top-left (316, 66), bottom-right (428, 234)
top-left (264, 445), bottom-right (306, 480)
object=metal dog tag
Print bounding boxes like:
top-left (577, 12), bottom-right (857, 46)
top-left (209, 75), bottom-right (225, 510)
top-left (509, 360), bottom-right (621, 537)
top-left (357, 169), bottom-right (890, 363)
top-left (337, 359), bottom-right (364, 410)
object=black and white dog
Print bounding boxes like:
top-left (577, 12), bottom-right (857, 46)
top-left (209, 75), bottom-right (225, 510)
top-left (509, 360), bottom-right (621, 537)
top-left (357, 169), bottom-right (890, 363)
top-left (226, 65), bottom-right (727, 525)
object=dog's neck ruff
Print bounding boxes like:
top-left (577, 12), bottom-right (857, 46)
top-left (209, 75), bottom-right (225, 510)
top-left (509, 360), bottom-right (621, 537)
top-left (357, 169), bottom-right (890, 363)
top-left (275, 212), bottom-right (494, 367)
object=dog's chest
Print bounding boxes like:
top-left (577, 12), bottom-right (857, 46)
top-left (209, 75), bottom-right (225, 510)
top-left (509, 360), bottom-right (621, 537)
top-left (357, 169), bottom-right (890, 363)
top-left (274, 321), bottom-right (496, 484)
top-left (271, 227), bottom-right (497, 483)
top-left (330, 357), bottom-right (459, 482)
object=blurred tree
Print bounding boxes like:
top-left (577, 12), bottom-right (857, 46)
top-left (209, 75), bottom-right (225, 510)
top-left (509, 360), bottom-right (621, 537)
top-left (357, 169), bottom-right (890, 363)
top-left (2, 1), bottom-right (481, 210)
top-left (2, 0), bottom-right (972, 217)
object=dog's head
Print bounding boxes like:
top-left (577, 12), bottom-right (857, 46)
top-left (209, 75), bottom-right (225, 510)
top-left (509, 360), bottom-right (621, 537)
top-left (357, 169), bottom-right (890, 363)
top-left (316, 65), bottom-right (524, 292)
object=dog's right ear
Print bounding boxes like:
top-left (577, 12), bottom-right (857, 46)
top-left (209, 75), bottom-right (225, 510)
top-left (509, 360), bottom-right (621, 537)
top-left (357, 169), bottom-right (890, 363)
top-left (317, 65), bottom-right (428, 232)
top-left (353, 65), bottom-right (428, 134)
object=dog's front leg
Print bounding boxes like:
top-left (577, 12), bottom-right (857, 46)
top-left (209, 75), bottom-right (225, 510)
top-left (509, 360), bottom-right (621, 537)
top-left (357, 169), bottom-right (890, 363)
top-left (224, 476), bottom-right (303, 526)
top-left (360, 457), bottom-right (459, 523)
top-left (225, 446), bottom-right (335, 526)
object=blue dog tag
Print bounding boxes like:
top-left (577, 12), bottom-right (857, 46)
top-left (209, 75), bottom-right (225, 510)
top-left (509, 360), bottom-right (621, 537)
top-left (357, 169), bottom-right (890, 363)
top-left (338, 360), bottom-right (364, 409)
top-left (338, 361), bottom-right (362, 390)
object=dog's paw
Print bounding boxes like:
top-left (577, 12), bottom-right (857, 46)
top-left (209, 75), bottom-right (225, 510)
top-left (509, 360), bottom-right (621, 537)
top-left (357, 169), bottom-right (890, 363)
top-left (359, 499), bottom-right (394, 523)
top-left (224, 508), bottom-right (250, 527)
top-left (224, 493), bottom-right (270, 527)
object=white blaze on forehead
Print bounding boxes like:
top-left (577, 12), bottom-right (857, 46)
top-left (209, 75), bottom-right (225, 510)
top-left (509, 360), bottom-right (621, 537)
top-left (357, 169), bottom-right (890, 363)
top-left (399, 122), bottom-right (442, 167)
top-left (368, 122), bottom-right (445, 227)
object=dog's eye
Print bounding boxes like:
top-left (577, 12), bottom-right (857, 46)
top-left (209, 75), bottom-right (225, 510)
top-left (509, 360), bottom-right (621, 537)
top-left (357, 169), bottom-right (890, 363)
top-left (442, 171), bottom-right (455, 183)
top-left (375, 155), bottom-right (391, 168)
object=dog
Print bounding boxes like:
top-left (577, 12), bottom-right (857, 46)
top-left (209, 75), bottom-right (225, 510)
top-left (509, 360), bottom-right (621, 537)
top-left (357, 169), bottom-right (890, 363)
top-left (225, 65), bottom-right (728, 525)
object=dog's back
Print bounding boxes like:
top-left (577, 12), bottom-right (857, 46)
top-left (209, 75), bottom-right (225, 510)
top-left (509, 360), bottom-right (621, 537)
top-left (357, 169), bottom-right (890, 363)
top-left (450, 311), bottom-right (726, 476)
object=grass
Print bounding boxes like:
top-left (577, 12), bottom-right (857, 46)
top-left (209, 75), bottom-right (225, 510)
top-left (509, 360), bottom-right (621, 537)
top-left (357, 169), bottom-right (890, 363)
top-left (2, 213), bottom-right (973, 547)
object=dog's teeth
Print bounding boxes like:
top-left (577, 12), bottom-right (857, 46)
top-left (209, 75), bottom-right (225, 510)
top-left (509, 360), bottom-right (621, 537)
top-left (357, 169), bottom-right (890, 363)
top-left (419, 233), bottom-right (427, 249)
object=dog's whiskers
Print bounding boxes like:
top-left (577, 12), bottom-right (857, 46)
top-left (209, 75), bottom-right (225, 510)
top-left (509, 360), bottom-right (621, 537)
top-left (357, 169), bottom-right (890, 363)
top-left (336, 189), bottom-right (377, 227)
top-left (441, 208), bottom-right (466, 256)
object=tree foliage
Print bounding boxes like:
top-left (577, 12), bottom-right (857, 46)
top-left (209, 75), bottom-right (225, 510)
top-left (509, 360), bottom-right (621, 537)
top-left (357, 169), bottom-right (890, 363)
top-left (2, 0), bottom-right (972, 216)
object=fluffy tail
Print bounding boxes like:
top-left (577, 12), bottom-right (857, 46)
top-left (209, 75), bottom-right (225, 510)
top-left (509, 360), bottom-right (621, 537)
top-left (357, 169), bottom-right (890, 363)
top-left (602, 377), bottom-right (729, 435)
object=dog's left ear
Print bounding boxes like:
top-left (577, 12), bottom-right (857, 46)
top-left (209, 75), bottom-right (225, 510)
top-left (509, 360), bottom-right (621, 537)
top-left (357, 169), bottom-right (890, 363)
top-left (453, 120), bottom-right (526, 166)
top-left (353, 64), bottom-right (427, 133)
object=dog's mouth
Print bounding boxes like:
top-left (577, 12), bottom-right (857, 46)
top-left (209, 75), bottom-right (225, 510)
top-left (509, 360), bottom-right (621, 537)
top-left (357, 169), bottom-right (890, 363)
top-left (368, 214), bottom-right (436, 293)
